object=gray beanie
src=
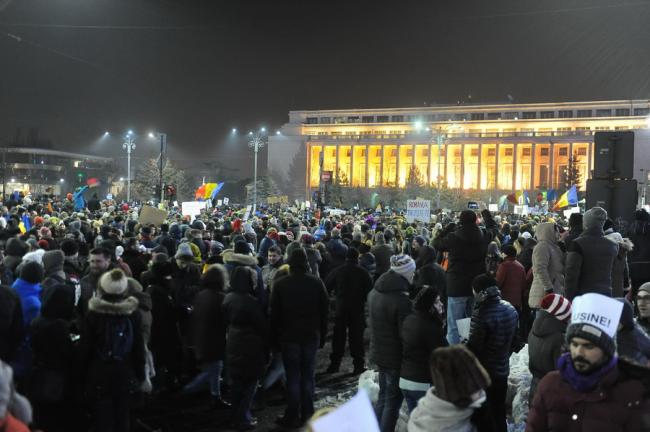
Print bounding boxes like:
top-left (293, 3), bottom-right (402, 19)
top-left (42, 250), bottom-right (65, 275)
top-left (174, 242), bottom-right (194, 261)
top-left (583, 207), bottom-right (607, 230)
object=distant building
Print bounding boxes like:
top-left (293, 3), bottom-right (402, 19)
top-left (269, 99), bottom-right (650, 199)
top-left (1, 147), bottom-right (114, 197)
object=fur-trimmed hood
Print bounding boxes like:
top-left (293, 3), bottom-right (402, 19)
top-left (222, 249), bottom-right (258, 266)
top-left (605, 232), bottom-right (634, 252)
top-left (88, 295), bottom-right (139, 315)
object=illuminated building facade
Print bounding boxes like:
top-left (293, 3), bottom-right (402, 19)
top-left (268, 100), bottom-right (650, 197)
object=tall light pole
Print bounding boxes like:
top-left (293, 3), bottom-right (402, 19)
top-left (149, 132), bottom-right (167, 204)
top-left (122, 130), bottom-right (135, 203)
top-left (248, 128), bottom-right (267, 211)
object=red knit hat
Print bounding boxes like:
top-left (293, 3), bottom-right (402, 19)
top-left (34, 216), bottom-right (44, 226)
top-left (540, 293), bottom-right (572, 321)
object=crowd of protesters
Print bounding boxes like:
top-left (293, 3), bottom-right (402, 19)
top-left (0, 190), bottom-right (650, 431)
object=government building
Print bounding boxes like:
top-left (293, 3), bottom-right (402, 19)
top-left (268, 100), bottom-right (650, 199)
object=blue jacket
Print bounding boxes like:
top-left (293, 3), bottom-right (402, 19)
top-left (73, 186), bottom-right (89, 211)
top-left (12, 278), bottom-right (42, 328)
top-left (467, 286), bottom-right (518, 379)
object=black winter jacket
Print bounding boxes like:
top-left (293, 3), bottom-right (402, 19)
top-left (528, 310), bottom-right (567, 379)
top-left (433, 224), bottom-right (487, 297)
top-left (368, 271), bottom-right (412, 370)
top-left (0, 285), bottom-right (24, 362)
top-left (467, 286), bottom-right (518, 379)
top-left (565, 227), bottom-right (618, 300)
top-left (400, 311), bottom-right (447, 383)
top-left (325, 260), bottom-right (373, 316)
top-left (192, 288), bottom-right (226, 363)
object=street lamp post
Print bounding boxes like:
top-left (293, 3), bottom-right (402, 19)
top-left (248, 128), bottom-right (267, 211)
top-left (122, 131), bottom-right (135, 203)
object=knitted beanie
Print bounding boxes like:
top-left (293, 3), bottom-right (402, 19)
top-left (430, 345), bottom-right (491, 408)
top-left (174, 242), bottom-right (194, 261)
top-left (566, 323), bottom-right (616, 358)
top-left (99, 269), bottom-right (128, 296)
top-left (583, 207), bottom-right (607, 230)
top-left (540, 293), bottom-right (572, 321)
top-left (42, 250), bottom-right (65, 275)
top-left (390, 254), bottom-right (416, 283)
top-left (638, 282), bottom-right (650, 296)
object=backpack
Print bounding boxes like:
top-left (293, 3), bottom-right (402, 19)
top-left (97, 316), bottom-right (134, 362)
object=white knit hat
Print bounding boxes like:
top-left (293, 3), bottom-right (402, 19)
top-left (390, 254), bottom-right (416, 283)
top-left (99, 269), bottom-right (129, 296)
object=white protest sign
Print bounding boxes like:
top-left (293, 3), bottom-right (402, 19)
top-left (305, 201), bottom-right (311, 208)
top-left (406, 199), bottom-right (431, 223)
top-left (223, 197), bottom-right (229, 205)
top-left (564, 207), bottom-right (581, 219)
top-left (456, 318), bottom-right (471, 341)
top-left (181, 201), bottom-right (206, 218)
top-left (311, 390), bottom-right (379, 432)
top-left (488, 203), bottom-right (498, 212)
top-left (513, 205), bottom-right (524, 215)
top-left (217, 199), bottom-right (223, 206)
top-left (571, 293), bottom-right (624, 338)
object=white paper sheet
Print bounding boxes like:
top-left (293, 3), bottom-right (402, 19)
top-left (310, 390), bottom-right (380, 432)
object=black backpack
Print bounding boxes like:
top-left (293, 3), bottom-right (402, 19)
top-left (98, 316), bottom-right (134, 362)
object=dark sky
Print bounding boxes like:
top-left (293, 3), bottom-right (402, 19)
top-left (1, 0), bottom-right (650, 175)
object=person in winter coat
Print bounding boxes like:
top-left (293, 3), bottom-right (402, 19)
top-left (183, 265), bottom-right (230, 408)
top-left (527, 294), bottom-right (649, 432)
top-left (78, 269), bottom-right (145, 432)
top-left (120, 238), bottom-right (148, 282)
top-left (561, 212), bottom-right (583, 252)
top-left (527, 294), bottom-right (572, 402)
top-left (413, 245), bottom-right (446, 301)
top-left (0, 360), bottom-right (33, 432)
top-left (605, 232), bottom-right (633, 298)
top-left (399, 286), bottom-right (448, 413)
top-left (496, 245), bottom-right (527, 311)
top-left (257, 228), bottom-right (278, 266)
top-left (636, 283), bottom-right (650, 335)
top-left (0, 286), bottom-right (23, 364)
top-left (300, 234), bottom-right (322, 277)
top-left (12, 261), bottom-right (44, 329)
top-left (78, 247), bottom-right (113, 319)
top-left (222, 266), bottom-right (269, 431)
top-left (223, 241), bottom-right (266, 308)
top-left (261, 245), bottom-right (283, 292)
top-left (371, 231), bottom-right (394, 279)
top-left (565, 207), bottom-right (618, 300)
top-left (407, 345), bottom-right (490, 432)
top-left (28, 283), bottom-right (76, 432)
top-left (433, 210), bottom-right (487, 344)
top-left (616, 298), bottom-right (650, 366)
top-left (40, 250), bottom-right (76, 304)
top-left (3, 238), bottom-right (28, 283)
top-left (627, 209), bottom-right (650, 297)
top-left (271, 249), bottom-right (329, 429)
top-left (324, 247), bottom-right (373, 375)
top-left (368, 255), bottom-right (415, 432)
top-left (467, 274), bottom-right (518, 432)
top-left (325, 228), bottom-right (348, 270)
top-left (529, 222), bottom-right (564, 309)
top-left (146, 255), bottom-right (182, 391)
top-left (515, 234), bottom-right (536, 273)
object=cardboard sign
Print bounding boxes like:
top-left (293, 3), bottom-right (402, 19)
top-left (310, 390), bottom-right (379, 432)
top-left (182, 201), bottom-right (207, 218)
top-left (223, 197), bottom-right (229, 205)
top-left (139, 205), bottom-right (167, 226)
top-left (488, 203), bottom-right (498, 212)
top-left (406, 199), bottom-right (431, 223)
top-left (571, 293), bottom-right (624, 338)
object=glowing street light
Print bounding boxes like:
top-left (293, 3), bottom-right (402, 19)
top-left (122, 131), bottom-right (136, 202)
top-left (232, 128), bottom-right (237, 134)
top-left (275, 130), bottom-right (281, 135)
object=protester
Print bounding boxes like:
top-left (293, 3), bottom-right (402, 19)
top-left (495, 244), bottom-right (527, 312)
top-left (616, 298), bottom-right (650, 365)
top-left (408, 345), bottom-right (490, 432)
top-left (628, 209), bottom-right (650, 297)
top-left (529, 222), bottom-right (564, 309)
top-left (605, 232), bottom-right (633, 298)
top-left (371, 231), bottom-right (394, 279)
top-left (368, 254), bottom-right (414, 432)
top-left (637, 282), bottom-right (650, 335)
top-left (412, 245), bottom-right (446, 300)
top-left (399, 286), bottom-right (447, 413)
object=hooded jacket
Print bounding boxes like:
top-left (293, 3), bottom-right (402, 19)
top-left (528, 310), bottom-right (567, 379)
top-left (407, 388), bottom-right (478, 432)
top-left (606, 234), bottom-right (633, 298)
top-left (12, 278), bottom-right (42, 328)
top-left (368, 270), bottom-right (413, 370)
top-left (616, 300), bottom-right (650, 366)
top-left (529, 223), bottom-right (564, 308)
top-left (223, 250), bottom-right (266, 307)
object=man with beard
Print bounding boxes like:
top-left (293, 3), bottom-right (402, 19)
top-left (77, 247), bottom-right (113, 319)
top-left (527, 293), bottom-right (650, 432)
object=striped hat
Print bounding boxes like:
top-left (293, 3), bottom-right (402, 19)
top-left (540, 293), bottom-right (572, 321)
top-left (390, 254), bottom-right (416, 283)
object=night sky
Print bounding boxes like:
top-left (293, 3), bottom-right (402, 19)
top-left (1, 0), bottom-right (650, 176)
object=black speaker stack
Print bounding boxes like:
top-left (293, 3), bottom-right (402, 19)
top-left (586, 131), bottom-right (637, 225)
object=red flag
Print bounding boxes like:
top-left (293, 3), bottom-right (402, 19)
top-left (86, 178), bottom-right (100, 188)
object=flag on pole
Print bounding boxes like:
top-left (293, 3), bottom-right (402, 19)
top-left (552, 185), bottom-right (578, 211)
top-left (195, 184), bottom-right (207, 200)
top-left (203, 183), bottom-right (217, 200)
top-left (209, 182), bottom-right (225, 200)
top-left (86, 178), bottom-right (100, 188)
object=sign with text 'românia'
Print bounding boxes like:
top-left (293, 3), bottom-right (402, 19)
top-left (406, 199), bottom-right (430, 223)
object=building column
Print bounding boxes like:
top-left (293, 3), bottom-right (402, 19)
top-left (335, 144), bottom-right (340, 181)
top-left (531, 142), bottom-right (536, 190)
top-left (411, 143), bottom-right (416, 183)
top-left (349, 143), bottom-right (355, 186)
top-left (460, 142), bottom-right (465, 189)
top-left (494, 143), bottom-right (500, 192)
top-left (379, 144), bottom-right (384, 187)
top-left (395, 144), bottom-right (400, 186)
top-left (306, 142), bottom-right (311, 198)
top-left (477, 143), bottom-right (483, 190)
top-left (549, 141), bottom-right (555, 189)
top-left (512, 143), bottom-right (518, 191)
top-left (427, 141), bottom-right (433, 185)
top-left (588, 141), bottom-right (593, 178)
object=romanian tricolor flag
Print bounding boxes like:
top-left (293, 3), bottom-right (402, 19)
top-left (203, 183), bottom-right (218, 200)
top-left (210, 182), bottom-right (225, 200)
top-left (195, 184), bottom-right (207, 200)
top-left (552, 185), bottom-right (578, 211)
top-left (86, 178), bottom-right (100, 188)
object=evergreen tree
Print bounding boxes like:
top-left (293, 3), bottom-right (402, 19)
top-left (565, 151), bottom-right (582, 190)
top-left (132, 158), bottom-right (191, 202)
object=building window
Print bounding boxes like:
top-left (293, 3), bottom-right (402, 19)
top-left (471, 113), bottom-right (485, 121)
top-left (634, 108), bottom-right (650, 116)
top-left (427, 114), bottom-right (437, 121)
top-left (453, 113), bottom-right (467, 121)
top-left (391, 115), bottom-right (404, 122)
top-left (334, 117), bottom-right (346, 124)
top-left (540, 111), bottom-right (555, 119)
top-left (596, 109), bottom-right (611, 117)
top-left (558, 110), bottom-right (573, 118)
top-left (406, 149), bottom-right (413, 157)
top-left (577, 109), bottom-right (592, 117)
top-left (540, 148), bottom-right (550, 156)
top-left (454, 149), bottom-right (461, 157)
top-left (615, 108), bottom-right (630, 116)
top-left (319, 117), bottom-right (331, 124)
top-left (391, 149), bottom-right (397, 157)
top-left (487, 148), bottom-right (496, 157)
top-left (376, 115), bottom-right (389, 123)
top-left (522, 148), bottom-right (531, 156)
top-left (347, 116), bottom-right (360, 123)
top-left (470, 148), bottom-right (479, 157)
top-left (522, 112), bottom-right (537, 119)
top-left (438, 113), bottom-right (452, 121)
top-left (503, 112), bottom-right (519, 120)
top-left (504, 148), bottom-right (513, 156)
top-left (362, 116), bottom-right (374, 123)
top-left (577, 147), bottom-right (587, 156)
top-left (306, 117), bottom-right (318, 124)
top-left (487, 112), bottom-right (501, 120)
top-left (559, 147), bottom-right (568, 156)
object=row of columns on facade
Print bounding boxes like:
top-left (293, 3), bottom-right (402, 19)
top-left (308, 141), bottom-right (593, 190)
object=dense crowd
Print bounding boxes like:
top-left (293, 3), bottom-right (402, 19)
top-left (0, 191), bottom-right (650, 432)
